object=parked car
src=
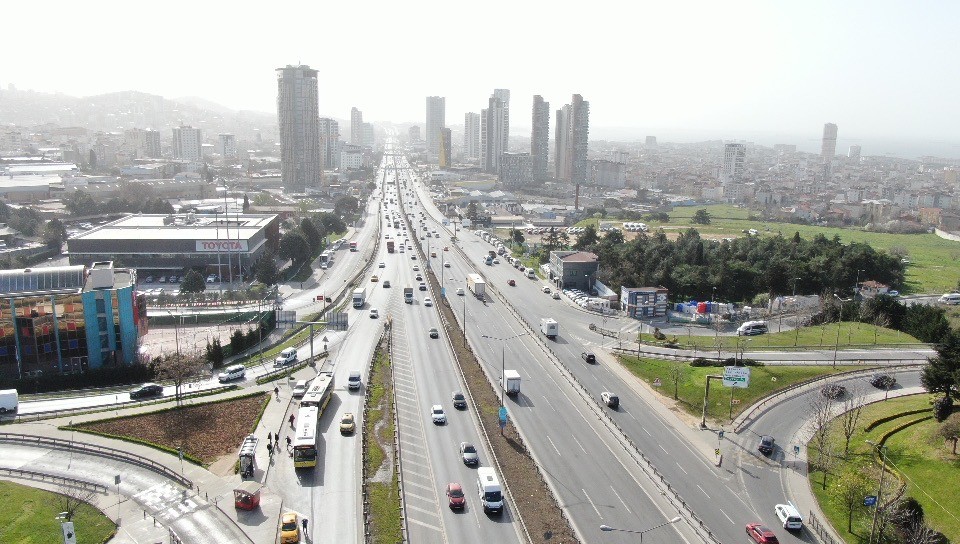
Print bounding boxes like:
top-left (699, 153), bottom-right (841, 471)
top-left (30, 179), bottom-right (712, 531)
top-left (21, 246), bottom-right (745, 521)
top-left (129, 383), bottom-right (163, 400)
top-left (758, 435), bottom-right (776, 455)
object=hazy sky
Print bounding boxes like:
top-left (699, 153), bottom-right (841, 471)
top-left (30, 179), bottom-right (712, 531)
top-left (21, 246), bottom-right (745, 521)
top-left (5, 0), bottom-right (959, 145)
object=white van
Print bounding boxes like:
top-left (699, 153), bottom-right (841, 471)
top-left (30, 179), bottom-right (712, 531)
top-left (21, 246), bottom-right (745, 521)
top-left (218, 364), bottom-right (246, 382)
top-left (274, 347), bottom-right (298, 367)
top-left (0, 389), bottom-right (18, 414)
top-left (737, 320), bottom-right (769, 336)
top-left (292, 380), bottom-right (309, 398)
top-left (476, 467), bottom-right (504, 514)
top-left (939, 293), bottom-right (960, 305)
top-left (775, 502), bottom-right (803, 530)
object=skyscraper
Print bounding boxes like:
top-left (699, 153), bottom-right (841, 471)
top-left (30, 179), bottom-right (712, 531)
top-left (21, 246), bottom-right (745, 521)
top-left (821, 123), bottom-right (838, 159)
top-left (481, 89), bottom-right (510, 174)
top-left (172, 125), bottom-right (202, 162)
top-left (351, 107), bottom-right (363, 146)
top-left (408, 126), bottom-right (421, 143)
top-left (848, 144), bottom-right (862, 162)
top-left (425, 96), bottom-right (445, 158)
top-left (721, 143), bottom-right (746, 185)
top-left (439, 128), bottom-right (452, 168)
top-left (218, 133), bottom-right (236, 158)
top-left (531, 95), bottom-right (550, 180)
top-left (276, 64), bottom-right (320, 193)
top-left (464, 112), bottom-right (480, 160)
top-left (554, 94), bottom-right (589, 184)
top-left (319, 118), bottom-right (340, 170)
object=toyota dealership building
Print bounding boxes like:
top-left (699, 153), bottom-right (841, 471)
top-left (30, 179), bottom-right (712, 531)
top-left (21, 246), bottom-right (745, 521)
top-left (67, 213), bottom-right (280, 278)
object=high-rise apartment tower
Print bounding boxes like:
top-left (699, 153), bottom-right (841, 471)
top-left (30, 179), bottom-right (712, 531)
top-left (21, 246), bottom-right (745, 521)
top-left (425, 96), bottom-right (445, 157)
top-left (276, 64), bottom-right (320, 193)
top-left (531, 95), bottom-right (550, 180)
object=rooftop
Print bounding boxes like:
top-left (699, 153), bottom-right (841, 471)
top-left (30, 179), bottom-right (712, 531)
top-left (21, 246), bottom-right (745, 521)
top-left (71, 213), bottom-right (277, 242)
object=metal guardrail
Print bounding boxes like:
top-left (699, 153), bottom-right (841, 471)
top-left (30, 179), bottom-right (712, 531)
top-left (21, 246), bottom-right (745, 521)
top-left (0, 433), bottom-right (192, 488)
top-left (731, 364), bottom-right (923, 433)
top-left (0, 466), bottom-right (108, 493)
top-left (808, 511), bottom-right (841, 544)
top-left (615, 345), bottom-right (931, 366)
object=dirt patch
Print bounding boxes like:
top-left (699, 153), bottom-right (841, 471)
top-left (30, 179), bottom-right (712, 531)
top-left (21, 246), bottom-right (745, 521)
top-left (77, 393), bottom-right (269, 465)
top-left (429, 267), bottom-right (579, 543)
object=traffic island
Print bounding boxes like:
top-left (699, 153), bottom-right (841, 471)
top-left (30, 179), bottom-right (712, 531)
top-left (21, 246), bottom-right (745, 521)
top-left (362, 338), bottom-right (403, 543)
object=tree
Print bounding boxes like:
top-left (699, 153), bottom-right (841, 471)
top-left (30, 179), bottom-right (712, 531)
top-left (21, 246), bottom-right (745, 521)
top-left (921, 332), bottom-right (960, 406)
top-left (242, 194), bottom-right (250, 212)
top-left (691, 209), bottom-right (712, 225)
top-left (511, 228), bottom-right (525, 246)
top-left (8, 207), bottom-right (42, 236)
top-left (254, 250), bottom-right (279, 285)
top-left (65, 190), bottom-right (100, 217)
top-left (42, 218), bottom-right (68, 248)
top-left (669, 364), bottom-right (684, 400)
top-left (154, 353), bottom-right (206, 405)
top-left (575, 224), bottom-right (599, 249)
top-left (56, 482), bottom-right (98, 522)
top-left (937, 413), bottom-right (960, 454)
top-left (180, 270), bottom-right (206, 293)
top-left (603, 228), bottom-right (625, 245)
top-left (466, 201), bottom-right (480, 222)
top-left (839, 387), bottom-right (864, 457)
top-left (334, 195), bottom-right (359, 217)
top-left (205, 338), bottom-right (225, 368)
top-left (88, 149), bottom-right (97, 170)
top-left (278, 231), bottom-right (310, 266)
top-left (833, 467), bottom-right (872, 532)
top-left (313, 212), bottom-right (346, 235)
top-left (807, 393), bottom-right (836, 489)
top-left (300, 217), bottom-right (323, 252)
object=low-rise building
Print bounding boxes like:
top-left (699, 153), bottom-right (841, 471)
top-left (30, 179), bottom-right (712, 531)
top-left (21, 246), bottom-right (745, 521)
top-left (621, 286), bottom-right (669, 319)
top-left (548, 251), bottom-right (599, 291)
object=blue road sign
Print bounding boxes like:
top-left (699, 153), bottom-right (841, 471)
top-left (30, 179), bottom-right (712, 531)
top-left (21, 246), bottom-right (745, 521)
top-left (498, 406), bottom-right (508, 424)
top-left (864, 495), bottom-right (877, 507)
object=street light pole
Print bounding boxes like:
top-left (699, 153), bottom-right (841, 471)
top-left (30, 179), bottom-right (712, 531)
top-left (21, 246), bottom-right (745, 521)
top-left (600, 516), bottom-right (682, 543)
top-left (833, 293), bottom-right (843, 369)
top-left (482, 332), bottom-right (528, 408)
top-left (866, 440), bottom-right (888, 544)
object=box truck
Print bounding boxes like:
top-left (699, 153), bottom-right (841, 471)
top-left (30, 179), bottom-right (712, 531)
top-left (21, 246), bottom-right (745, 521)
top-left (467, 274), bottom-right (486, 298)
top-left (0, 389), bottom-right (17, 414)
top-left (404, 287), bottom-right (414, 304)
top-left (501, 370), bottom-right (521, 396)
top-left (540, 318), bottom-right (559, 339)
top-left (352, 287), bottom-right (366, 308)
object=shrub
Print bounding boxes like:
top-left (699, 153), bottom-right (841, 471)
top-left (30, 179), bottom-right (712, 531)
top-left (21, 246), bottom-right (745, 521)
top-left (933, 395), bottom-right (954, 422)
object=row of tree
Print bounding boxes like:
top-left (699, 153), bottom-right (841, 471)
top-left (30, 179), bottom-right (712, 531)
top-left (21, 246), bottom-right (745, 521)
top-left (565, 224), bottom-right (905, 302)
top-left (64, 190), bottom-right (175, 217)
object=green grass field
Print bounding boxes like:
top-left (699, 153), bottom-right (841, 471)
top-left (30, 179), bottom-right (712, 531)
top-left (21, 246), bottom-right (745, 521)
top-left (807, 395), bottom-right (958, 543)
top-left (639, 322), bottom-right (922, 351)
top-left (616, 355), bottom-right (854, 422)
top-left (0, 481), bottom-right (116, 544)
top-left (577, 205), bottom-right (960, 294)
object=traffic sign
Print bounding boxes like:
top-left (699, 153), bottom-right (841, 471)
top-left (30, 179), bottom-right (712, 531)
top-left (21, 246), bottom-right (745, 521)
top-left (864, 495), bottom-right (878, 507)
top-left (498, 406), bottom-right (508, 424)
top-left (652, 378), bottom-right (662, 387)
top-left (714, 448), bottom-right (721, 456)
top-left (718, 431), bottom-right (725, 440)
top-left (723, 366), bottom-right (751, 388)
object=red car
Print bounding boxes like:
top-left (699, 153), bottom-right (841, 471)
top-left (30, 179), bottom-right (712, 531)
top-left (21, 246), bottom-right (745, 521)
top-left (746, 523), bottom-right (779, 544)
top-left (446, 482), bottom-right (465, 509)
top-left (508, 279), bottom-right (516, 286)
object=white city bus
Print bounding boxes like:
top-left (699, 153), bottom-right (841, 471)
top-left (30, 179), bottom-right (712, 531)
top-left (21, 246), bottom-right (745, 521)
top-left (292, 406), bottom-right (320, 468)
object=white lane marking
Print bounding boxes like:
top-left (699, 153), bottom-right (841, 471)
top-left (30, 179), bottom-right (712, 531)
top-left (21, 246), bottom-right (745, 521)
top-left (546, 435), bottom-right (562, 456)
top-left (572, 434), bottom-right (587, 454)
top-left (659, 444), bottom-right (668, 453)
top-left (582, 488), bottom-right (602, 519)
top-left (643, 426), bottom-right (652, 436)
top-left (610, 486), bottom-right (633, 514)
top-left (405, 503), bottom-right (442, 518)
top-left (407, 517), bottom-right (443, 531)
top-left (677, 463), bottom-right (688, 475)
top-left (718, 507), bottom-right (734, 524)
top-left (697, 484), bottom-right (710, 498)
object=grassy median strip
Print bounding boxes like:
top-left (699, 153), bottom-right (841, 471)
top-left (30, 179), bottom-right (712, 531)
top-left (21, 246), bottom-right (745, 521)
top-left (363, 343), bottom-right (402, 543)
top-left (0, 480), bottom-right (116, 544)
top-left (637, 322), bottom-right (920, 351)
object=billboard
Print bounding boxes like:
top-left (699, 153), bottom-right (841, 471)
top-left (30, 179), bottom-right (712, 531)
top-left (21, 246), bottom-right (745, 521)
top-left (196, 240), bottom-right (249, 252)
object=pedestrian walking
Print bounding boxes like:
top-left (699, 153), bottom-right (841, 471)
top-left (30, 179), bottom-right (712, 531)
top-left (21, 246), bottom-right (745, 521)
top-left (266, 442), bottom-right (273, 456)
top-left (274, 434), bottom-right (279, 448)
top-left (285, 436), bottom-right (292, 450)
top-left (289, 413), bottom-right (295, 427)
top-left (267, 431), bottom-right (273, 444)
top-left (274, 386), bottom-right (279, 399)
top-left (302, 517), bottom-right (308, 533)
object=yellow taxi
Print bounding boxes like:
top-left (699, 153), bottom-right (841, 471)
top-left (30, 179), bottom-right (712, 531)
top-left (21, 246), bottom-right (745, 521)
top-left (280, 512), bottom-right (299, 543)
top-left (370, 275), bottom-right (379, 282)
top-left (340, 412), bottom-right (356, 434)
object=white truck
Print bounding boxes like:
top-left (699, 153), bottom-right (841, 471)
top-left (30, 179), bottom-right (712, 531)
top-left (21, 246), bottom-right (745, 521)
top-left (540, 318), bottom-right (559, 339)
top-left (476, 467), bottom-right (504, 514)
top-left (352, 287), bottom-right (366, 308)
top-left (501, 370), bottom-right (521, 396)
top-left (0, 389), bottom-right (18, 414)
top-left (467, 274), bottom-right (486, 299)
